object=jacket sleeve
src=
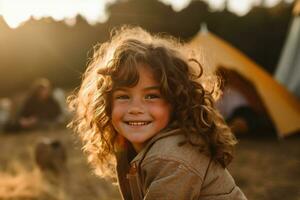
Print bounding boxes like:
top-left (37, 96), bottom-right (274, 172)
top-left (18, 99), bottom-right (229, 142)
top-left (141, 156), bottom-right (203, 200)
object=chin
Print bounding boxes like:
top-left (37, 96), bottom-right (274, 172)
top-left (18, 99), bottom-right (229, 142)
top-left (128, 136), bottom-right (147, 144)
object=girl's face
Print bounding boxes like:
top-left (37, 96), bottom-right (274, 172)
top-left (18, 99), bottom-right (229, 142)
top-left (111, 64), bottom-right (171, 152)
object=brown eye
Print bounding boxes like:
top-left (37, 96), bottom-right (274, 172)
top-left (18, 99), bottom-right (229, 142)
top-left (145, 94), bottom-right (160, 100)
top-left (115, 95), bottom-right (129, 100)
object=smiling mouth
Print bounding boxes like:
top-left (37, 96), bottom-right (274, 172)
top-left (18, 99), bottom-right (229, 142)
top-left (124, 121), bottom-right (152, 126)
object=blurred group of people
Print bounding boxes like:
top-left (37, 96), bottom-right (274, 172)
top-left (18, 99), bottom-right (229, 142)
top-left (0, 78), bottom-right (69, 133)
top-left (0, 73), bottom-right (276, 137)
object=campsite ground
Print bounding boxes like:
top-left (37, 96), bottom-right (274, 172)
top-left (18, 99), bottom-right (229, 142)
top-left (0, 128), bottom-right (299, 200)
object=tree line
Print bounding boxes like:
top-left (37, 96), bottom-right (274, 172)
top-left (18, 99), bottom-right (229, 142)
top-left (0, 0), bottom-right (293, 96)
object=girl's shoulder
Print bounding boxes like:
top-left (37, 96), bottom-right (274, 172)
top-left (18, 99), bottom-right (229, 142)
top-left (132, 129), bottom-right (245, 199)
top-left (134, 129), bottom-right (212, 178)
top-left (140, 149), bottom-right (242, 199)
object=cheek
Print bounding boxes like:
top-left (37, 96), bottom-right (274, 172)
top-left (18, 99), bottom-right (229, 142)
top-left (111, 106), bottom-right (121, 132)
top-left (149, 103), bottom-right (172, 122)
top-left (111, 103), bottom-right (123, 121)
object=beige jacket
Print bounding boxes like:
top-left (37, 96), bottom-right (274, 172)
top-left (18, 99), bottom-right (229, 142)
top-left (115, 128), bottom-right (247, 200)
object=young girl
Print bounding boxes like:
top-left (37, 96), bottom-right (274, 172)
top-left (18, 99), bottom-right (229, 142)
top-left (69, 26), bottom-right (247, 200)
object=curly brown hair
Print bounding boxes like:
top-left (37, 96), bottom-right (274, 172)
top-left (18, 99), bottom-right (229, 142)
top-left (68, 26), bottom-right (237, 179)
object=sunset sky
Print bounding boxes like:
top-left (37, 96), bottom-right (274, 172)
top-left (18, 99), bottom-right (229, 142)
top-left (0, 0), bottom-right (294, 29)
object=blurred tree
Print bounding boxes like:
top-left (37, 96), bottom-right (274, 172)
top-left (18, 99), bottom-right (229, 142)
top-left (0, 0), bottom-right (293, 96)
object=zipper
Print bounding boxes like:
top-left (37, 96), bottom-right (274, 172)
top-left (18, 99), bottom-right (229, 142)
top-left (127, 162), bottom-right (143, 200)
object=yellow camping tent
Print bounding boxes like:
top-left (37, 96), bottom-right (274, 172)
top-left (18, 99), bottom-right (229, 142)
top-left (293, 0), bottom-right (300, 15)
top-left (187, 30), bottom-right (300, 137)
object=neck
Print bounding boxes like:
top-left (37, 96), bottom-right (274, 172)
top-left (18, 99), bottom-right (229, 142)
top-left (132, 143), bottom-right (145, 153)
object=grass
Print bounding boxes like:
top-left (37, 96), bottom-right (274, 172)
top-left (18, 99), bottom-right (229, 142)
top-left (0, 128), bottom-right (299, 199)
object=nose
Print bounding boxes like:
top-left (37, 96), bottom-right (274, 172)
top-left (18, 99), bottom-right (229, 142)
top-left (128, 98), bottom-right (144, 115)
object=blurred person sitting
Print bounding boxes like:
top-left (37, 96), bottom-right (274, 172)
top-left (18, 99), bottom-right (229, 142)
top-left (4, 78), bottom-right (63, 132)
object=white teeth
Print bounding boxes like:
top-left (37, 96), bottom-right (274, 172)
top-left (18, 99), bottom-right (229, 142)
top-left (127, 121), bottom-right (150, 126)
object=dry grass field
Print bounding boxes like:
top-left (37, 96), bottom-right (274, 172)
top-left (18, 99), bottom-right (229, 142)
top-left (0, 128), bottom-right (299, 200)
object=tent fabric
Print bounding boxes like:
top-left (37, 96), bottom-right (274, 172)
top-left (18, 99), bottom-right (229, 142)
top-left (187, 31), bottom-right (300, 137)
top-left (293, 0), bottom-right (300, 15)
top-left (275, 15), bottom-right (300, 98)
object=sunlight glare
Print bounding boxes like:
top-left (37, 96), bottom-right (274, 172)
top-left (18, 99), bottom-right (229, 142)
top-left (158, 0), bottom-right (192, 11)
top-left (0, 0), bottom-right (114, 28)
top-left (228, 0), bottom-right (260, 16)
top-left (264, 0), bottom-right (281, 7)
top-left (1, 2), bottom-right (31, 28)
top-left (0, 0), bottom-right (295, 29)
top-left (203, 0), bottom-right (226, 10)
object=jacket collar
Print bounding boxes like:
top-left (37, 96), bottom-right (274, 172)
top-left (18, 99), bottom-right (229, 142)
top-left (130, 127), bottom-right (182, 164)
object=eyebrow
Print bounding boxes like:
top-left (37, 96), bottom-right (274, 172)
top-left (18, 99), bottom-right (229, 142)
top-left (143, 86), bottom-right (160, 91)
top-left (113, 85), bottom-right (160, 92)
